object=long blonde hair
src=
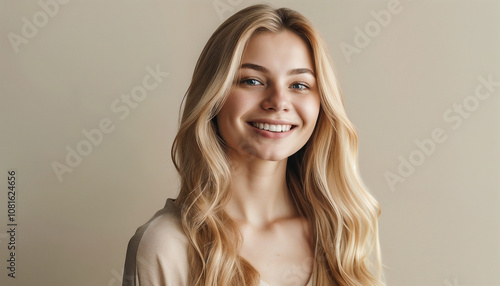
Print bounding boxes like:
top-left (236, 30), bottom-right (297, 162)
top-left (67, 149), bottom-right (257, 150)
top-left (171, 4), bottom-right (384, 285)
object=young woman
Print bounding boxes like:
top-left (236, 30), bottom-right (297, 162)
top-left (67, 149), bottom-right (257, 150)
top-left (124, 4), bottom-right (384, 286)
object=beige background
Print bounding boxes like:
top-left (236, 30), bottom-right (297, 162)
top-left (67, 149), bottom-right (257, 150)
top-left (1, 0), bottom-right (499, 285)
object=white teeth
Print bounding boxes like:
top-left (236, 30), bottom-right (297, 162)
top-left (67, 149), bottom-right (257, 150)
top-left (251, 122), bottom-right (292, 133)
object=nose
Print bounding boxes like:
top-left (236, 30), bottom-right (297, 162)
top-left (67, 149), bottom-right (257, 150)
top-left (261, 84), bottom-right (291, 112)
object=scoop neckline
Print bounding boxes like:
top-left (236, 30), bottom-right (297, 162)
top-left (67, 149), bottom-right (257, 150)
top-left (260, 274), bottom-right (312, 286)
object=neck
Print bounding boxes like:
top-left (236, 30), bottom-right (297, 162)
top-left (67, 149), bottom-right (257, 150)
top-left (224, 151), bottom-right (299, 228)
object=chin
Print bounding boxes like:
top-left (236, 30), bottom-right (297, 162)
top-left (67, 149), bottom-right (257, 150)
top-left (252, 150), bottom-right (293, 162)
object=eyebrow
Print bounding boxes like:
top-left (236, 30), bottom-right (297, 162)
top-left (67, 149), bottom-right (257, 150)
top-left (240, 63), bottom-right (315, 76)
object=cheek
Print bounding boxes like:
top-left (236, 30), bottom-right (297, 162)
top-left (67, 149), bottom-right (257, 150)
top-left (216, 92), bottom-right (254, 138)
top-left (299, 96), bottom-right (321, 126)
top-left (219, 91), bottom-right (258, 122)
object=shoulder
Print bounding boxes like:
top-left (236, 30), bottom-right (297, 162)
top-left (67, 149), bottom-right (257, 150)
top-left (123, 198), bottom-right (190, 286)
top-left (136, 199), bottom-right (188, 257)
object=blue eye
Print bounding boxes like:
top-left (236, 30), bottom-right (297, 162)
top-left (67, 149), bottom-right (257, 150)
top-left (241, 78), bottom-right (262, 86)
top-left (291, 83), bottom-right (309, 91)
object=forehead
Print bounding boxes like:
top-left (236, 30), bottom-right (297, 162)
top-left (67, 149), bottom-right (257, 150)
top-left (241, 30), bottom-right (315, 72)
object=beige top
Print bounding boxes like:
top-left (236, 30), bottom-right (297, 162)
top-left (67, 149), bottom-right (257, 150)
top-left (123, 198), bottom-right (313, 286)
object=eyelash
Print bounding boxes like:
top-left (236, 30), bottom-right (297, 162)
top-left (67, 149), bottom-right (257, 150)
top-left (240, 78), bottom-right (262, 86)
top-left (290, 82), bottom-right (310, 91)
top-left (240, 78), bottom-right (310, 91)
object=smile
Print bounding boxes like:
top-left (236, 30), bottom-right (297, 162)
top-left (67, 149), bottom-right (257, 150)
top-left (249, 122), bottom-right (294, 133)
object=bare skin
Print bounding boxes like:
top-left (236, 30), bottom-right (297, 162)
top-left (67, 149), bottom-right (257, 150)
top-left (218, 30), bottom-right (320, 285)
top-left (224, 153), bottom-right (314, 285)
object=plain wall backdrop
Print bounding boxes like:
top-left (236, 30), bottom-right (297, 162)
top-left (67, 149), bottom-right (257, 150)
top-left (1, 0), bottom-right (499, 285)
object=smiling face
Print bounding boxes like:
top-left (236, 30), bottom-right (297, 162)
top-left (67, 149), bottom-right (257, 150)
top-left (216, 30), bottom-right (321, 162)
